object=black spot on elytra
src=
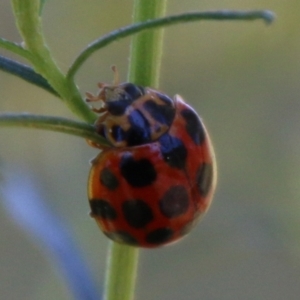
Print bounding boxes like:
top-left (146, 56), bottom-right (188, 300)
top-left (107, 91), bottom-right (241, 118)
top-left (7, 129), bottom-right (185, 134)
top-left (122, 199), bottom-right (153, 228)
top-left (196, 163), bottom-right (213, 197)
top-left (104, 230), bottom-right (138, 246)
top-left (159, 185), bottom-right (189, 218)
top-left (145, 228), bottom-right (173, 245)
top-left (181, 109), bottom-right (205, 145)
top-left (126, 109), bottom-right (151, 146)
top-left (100, 168), bottom-right (119, 190)
top-left (159, 134), bottom-right (187, 169)
top-left (89, 199), bottom-right (117, 219)
top-left (143, 99), bottom-right (175, 127)
top-left (120, 153), bottom-right (157, 187)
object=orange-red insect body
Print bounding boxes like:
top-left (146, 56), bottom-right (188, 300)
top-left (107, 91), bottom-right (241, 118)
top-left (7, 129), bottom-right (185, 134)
top-left (87, 73), bottom-right (216, 248)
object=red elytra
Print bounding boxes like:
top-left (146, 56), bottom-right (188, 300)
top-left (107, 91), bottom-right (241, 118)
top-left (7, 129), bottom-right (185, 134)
top-left (86, 71), bottom-right (216, 248)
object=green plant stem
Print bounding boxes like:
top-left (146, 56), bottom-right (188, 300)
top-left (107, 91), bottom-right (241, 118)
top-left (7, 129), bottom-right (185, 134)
top-left (128, 0), bottom-right (167, 87)
top-left (103, 2), bottom-right (168, 300)
top-left (104, 243), bottom-right (139, 300)
top-left (0, 113), bottom-right (110, 146)
top-left (11, 0), bottom-right (67, 91)
top-left (67, 9), bottom-right (275, 80)
top-left (11, 0), bottom-right (96, 123)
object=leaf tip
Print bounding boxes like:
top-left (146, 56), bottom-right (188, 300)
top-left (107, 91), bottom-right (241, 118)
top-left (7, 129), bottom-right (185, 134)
top-left (262, 10), bottom-right (276, 25)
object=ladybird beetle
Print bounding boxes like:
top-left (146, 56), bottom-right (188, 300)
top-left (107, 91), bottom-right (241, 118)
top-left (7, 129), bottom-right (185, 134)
top-left (86, 67), bottom-right (216, 248)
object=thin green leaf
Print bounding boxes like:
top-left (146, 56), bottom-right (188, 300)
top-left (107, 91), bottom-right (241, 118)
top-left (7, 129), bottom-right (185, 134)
top-left (67, 9), bottom-right (275, 80)
top-left (0, 55), bottom-right (59, 96)
top-left (0, 113), bottom-right (110, 147)
top-left (0, 37), bottom-right (33, 61)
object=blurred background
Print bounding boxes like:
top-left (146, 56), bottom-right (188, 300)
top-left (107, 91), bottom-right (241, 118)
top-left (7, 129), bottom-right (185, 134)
top-left (1, 0), bottom-right (300, 299)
